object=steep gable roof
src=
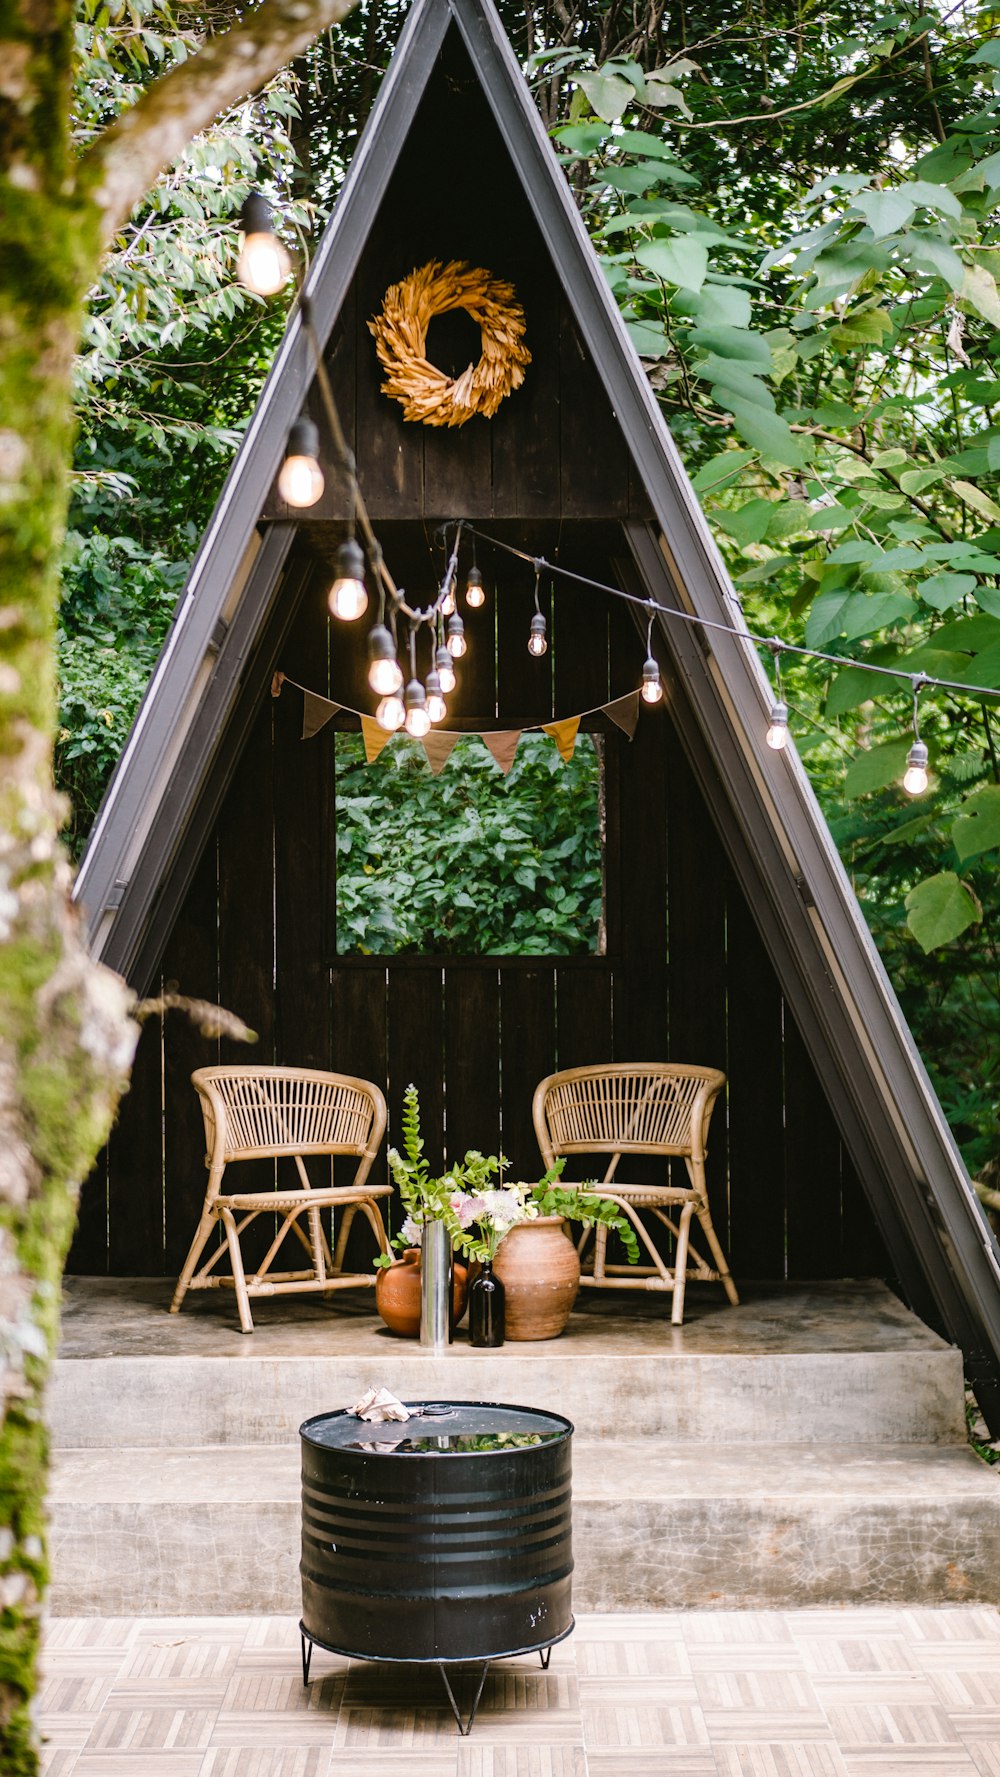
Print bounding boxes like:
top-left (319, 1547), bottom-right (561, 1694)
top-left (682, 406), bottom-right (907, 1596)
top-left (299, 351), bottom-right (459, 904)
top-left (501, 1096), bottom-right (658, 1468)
top-left (74, 0), bottom-right (1000, 1422)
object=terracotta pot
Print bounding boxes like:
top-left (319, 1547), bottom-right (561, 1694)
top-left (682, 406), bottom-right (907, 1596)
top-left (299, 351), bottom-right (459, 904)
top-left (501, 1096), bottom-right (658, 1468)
top-left (374, 1247), bottom-right (468, 1338)
top-left (492, 1216), bottom-right (580, 1341)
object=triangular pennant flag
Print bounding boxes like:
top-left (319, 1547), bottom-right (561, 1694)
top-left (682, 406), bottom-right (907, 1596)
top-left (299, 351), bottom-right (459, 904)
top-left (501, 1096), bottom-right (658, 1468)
top-left (542, 716), bottom-right (581, 763)
top-left (421, 731), bottom-right (462, 775)
top-left (302, 689), bottom-right (341, 740)
top-left (360, 714), bottom-right (394, 763)
top-left (481, 730), bottom-right (522, 775)
top-left (603, 691), bottom-right (641, 739)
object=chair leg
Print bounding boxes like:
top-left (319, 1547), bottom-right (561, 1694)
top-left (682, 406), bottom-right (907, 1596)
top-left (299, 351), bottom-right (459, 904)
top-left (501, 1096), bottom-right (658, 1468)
top-left (218, 1206), bottom-right (255, 1334)
top-left (332, 1203), bottom-right (358, 1271)
top-left (696, 1204), bottom-right (740, 1305)
top-left (592, 1222), bottom-right (608, 1282)
top-left (359, 1199), bottom-right (391, 1258)
top-left (170, 1208), bottom-right (219, 1314)
top-left (671, 1201), bottom-right (694, 1326)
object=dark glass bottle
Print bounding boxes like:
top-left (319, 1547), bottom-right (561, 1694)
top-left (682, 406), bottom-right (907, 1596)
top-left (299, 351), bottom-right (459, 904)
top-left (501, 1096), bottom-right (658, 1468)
top-left (468, 1260), bottom-right (505, 1348)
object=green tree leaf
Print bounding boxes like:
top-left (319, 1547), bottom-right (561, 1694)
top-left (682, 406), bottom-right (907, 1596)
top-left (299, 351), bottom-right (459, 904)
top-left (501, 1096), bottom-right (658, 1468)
top-left (952, 785), bottom-right (1000, 862)
top-left (905, 872), bottom-right (981, 952)
top-left (844, 739), bottom-right (911, 798)
top-left (577, 70), bottom-right (635, 122)
top-left (635, 236), bottom-right (708, 292)
top-left (727, 400), bottom-right (807, 468)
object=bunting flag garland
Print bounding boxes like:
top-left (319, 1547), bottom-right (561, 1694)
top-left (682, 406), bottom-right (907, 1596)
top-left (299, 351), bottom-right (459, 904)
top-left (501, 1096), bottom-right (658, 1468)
top-left (275, 678), bottom-right (643, 772)
top-left (542, 715), bottom-right (581, 763)
top-left (481, 730), bottom-right (522, 775)
top-left (360, 714), bottom-right (394, 763)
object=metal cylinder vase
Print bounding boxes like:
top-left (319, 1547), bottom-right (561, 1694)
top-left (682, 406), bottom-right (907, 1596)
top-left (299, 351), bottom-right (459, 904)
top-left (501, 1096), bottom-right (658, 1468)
top-left (419, 1217), bottom-right (451, 1350)
top-left (300, 1401), bottom-right (574, 1664)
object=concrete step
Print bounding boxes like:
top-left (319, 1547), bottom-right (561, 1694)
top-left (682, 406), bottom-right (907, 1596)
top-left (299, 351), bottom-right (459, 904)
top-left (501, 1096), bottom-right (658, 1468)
top-left (51, 1279), bottom-right (966, 1447)
top-left (49, 1441), bottom-right (1000, 1614)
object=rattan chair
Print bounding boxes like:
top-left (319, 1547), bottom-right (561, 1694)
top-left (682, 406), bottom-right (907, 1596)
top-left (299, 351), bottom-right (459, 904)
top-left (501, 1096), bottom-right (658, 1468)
top-left (532, 1062), bottom-right (738, 1325)
top-left (170, 1065), bottom-right (390, 1334)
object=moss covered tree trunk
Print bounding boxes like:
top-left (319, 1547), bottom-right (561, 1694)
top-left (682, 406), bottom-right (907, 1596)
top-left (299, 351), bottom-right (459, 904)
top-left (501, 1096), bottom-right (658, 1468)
top-left (0, 0), bottom-right (356, 1765)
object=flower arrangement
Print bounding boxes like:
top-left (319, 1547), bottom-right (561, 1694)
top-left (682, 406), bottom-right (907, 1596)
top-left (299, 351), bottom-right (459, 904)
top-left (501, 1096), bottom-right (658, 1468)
top-left (375, 1084), bottom-right (640, 1268)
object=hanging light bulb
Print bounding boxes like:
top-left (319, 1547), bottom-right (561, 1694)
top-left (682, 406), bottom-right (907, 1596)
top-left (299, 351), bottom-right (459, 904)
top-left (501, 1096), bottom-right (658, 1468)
top-left (641, 657), bottom-right (663, 705)
top-left (436, 644), bottom-right (457, 694)
top-left (278, 415), bottom-right (324, 508)
top-left (404, 679), bottom-right (431, 738)
top-left (328, 538), bottom-right (368, 620)
top-left (528, 612), bottom-right (548, 657)
top-left (766, 699), bottom-right (789, 750)
top-left (903, 739), bottom-right (929, 796)
top-left (446, 613), bottom-right (467, 658)
top-left (236, 192), bottom-right (291, 296)
top-left (465, 566), bottom-right (485, 608)
top-left (441, 577), bottom-right (457, 617)
top-left (367, 624), bottom-right (403, 695)
top-left (425, 667), bottom-right (447, 725)
top-left (376, 692), bottom-right (405, 732)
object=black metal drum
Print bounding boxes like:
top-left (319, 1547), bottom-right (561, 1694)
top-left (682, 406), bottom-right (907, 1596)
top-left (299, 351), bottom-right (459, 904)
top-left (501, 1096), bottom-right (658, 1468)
top-left (299, 1400), bottom-right (573, 1678)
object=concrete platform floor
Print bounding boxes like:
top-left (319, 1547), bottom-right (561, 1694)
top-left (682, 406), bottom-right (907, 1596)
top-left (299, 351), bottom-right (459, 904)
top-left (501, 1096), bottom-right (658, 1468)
top-left (59, 1276), bottom-right (951, 1360)
top-left (41, 1605), bottom-right (1000, 1777)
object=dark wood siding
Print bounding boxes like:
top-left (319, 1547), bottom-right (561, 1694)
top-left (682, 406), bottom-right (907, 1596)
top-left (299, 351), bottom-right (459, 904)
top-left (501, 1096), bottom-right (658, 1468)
top-left (70, 524), bottom-right (886, 1282)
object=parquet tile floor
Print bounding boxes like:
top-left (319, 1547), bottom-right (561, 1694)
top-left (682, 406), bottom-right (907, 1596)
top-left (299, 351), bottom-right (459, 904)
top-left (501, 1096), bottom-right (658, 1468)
top-left (41, 1608), bottom-right (1000, 1777)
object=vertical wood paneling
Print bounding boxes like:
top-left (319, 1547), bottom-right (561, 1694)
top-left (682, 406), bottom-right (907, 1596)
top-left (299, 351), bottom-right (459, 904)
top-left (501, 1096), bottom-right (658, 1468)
top-left (559, 302), bottom-right (629, 519)
top-left (67, 1136), bottom-right (108, 1275)
top-left (275, 590), bottom-right (331, 1073)
top-left (108, 1013), bottom-right (164, 1275)
top-left (387, 969), bottom-right (444, 1177)
top-left (496, 560), bottom-right (552, 722)
top-left (491, 276), bottom-right (561, 518)
top-left (783, 1012), bottom-right (845, 1278)
top-left (500, 967), bottom-right (556, 1180)
top-left (162, 841), bottom-right (220, 1278)
top-left (329, 965), bottom-right (388, 1267)
top-left (444, 968), bottom-right (501, 1165)
top-left (726, 882), bottom-right (786, 1277)
top-left (556, 966), bottom-right (614, 1073)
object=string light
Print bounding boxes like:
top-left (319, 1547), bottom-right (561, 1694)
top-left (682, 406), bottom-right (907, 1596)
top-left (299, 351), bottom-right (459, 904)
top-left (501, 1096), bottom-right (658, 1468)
top-left (278, 415), bottom-right (324, 508)
top-left (367, 624), bottom-right (403, 695)
top-left (425, 667), bottom-right (447, 724)
top-left (903, 679), bottom-right (929, 795)
top-left (765, 642), bottom-right (789, 750)
top-left (466, 564), bottom-right (486, 608)
top-left (441, 577), bottom-right (457, 617)
top-left (640, 613), bottom-right (663, 705)
top-left (436, 643), bottom-right (457, 694)
top-left (236, 193), bottom-right (291, 297)
top-left (447, 612), bottom-right (467, 658)
top-left (376, 692), bottom-right (405, 732)
top-left (528, 565), bottom-right (548, 657)
top-left (329, 538), bottom-right (368, 621)
top-left (404, 680), bottom-right (431, 738)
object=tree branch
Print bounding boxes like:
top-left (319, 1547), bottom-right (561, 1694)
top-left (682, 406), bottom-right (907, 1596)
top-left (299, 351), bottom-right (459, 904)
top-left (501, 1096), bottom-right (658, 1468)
top-left (84, 0), bottom-right (359, 246)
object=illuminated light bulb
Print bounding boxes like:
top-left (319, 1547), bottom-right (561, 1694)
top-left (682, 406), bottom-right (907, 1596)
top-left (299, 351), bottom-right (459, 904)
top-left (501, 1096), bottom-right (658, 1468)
top-left (436, 645), bottom-right (457, 694)
top-left (404, 679), bottom-right (431, 738)
top-left (328, 538), bottom-right (368, 620)
top-left (367, 624), bottom-right (403, 695)
top-left (766, 699), bottom-right (789, 751)
top-left (641, 657), bottom-right (663, 705)
top-left (903, 739), bottom-right (929, 796)
top-left (528, 612), bottom-right (548, 657)
top-left (376, 692), bottom-right (405, 732)
top-left (441, 582), bottom-right (457, 617)
top-left (236, 193), bottom-right (291, 296)
top-left (446, 613), bottom-right (467, 659)
top-left (278, 415), bottom-right (324, 508)
top-left (425, 668), bottom-right (447, 725)
top-left (465, 566), bottom-right (485, 608)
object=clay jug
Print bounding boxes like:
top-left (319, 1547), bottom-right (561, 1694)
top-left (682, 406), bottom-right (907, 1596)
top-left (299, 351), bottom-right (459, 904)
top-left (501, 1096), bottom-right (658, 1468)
top-left (492, 1215), bottom-right (580, 1340)
top-left (375, 1247), bottom-right (468, 1338)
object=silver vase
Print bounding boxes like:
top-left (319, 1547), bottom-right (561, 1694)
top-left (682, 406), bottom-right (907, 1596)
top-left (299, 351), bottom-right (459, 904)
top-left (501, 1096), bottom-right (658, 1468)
top-left (419, 1218), bottom-right (451, 1351)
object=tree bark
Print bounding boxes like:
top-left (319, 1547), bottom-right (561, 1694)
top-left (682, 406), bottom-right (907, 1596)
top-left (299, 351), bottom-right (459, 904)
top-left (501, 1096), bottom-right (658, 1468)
top-left (0, 0), bottom-right (356, 1765)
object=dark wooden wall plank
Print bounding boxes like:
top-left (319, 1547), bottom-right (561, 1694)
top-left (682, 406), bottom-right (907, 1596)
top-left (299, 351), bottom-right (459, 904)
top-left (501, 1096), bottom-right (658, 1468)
top-left (556, 966), bottom-right (614, 1073)
top-left (558, 301), bottom-right (629, 520)
top-left (491, 274), bottom-right (561, 519)
top-left (387, 968), bottom-right (445, 1178)
top-left (108, 1013), bottom-right (164, 1276)
top-left (783, 1013), bottom-right (845, 1279)
top-left (67, 1137), bottom-right (108, 1275)
top-left (275, 586), bottom-right (331, 1074)
top-left (444, 967), bottom-right (502, 1165)
top-left (161, 841), bottom-right (220, 1279)
top-left (726, 883), bottom-right (786, 1278)
top-left (501, 967), bottom-right (557, 1180)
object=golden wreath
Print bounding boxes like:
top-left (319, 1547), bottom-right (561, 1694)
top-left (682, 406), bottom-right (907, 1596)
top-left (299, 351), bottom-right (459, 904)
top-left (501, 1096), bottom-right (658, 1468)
top-left (368, 259), bottom-right (531, 428)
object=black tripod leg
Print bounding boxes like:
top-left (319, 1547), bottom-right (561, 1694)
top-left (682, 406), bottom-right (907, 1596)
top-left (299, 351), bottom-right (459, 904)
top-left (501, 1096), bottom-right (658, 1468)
top-left (539, 1646), bottom-right (552, 1670)
top-left (438, 1661), bottom-right (490, 1735)
top-left (300, 1633), bottom-right (314, 1687)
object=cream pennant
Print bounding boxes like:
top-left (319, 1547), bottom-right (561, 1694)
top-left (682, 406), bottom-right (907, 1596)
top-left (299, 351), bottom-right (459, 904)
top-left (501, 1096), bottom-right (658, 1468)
top-left (421, 731), bottom-right (462, 775)
top-left (481, 730), bottom-right (522, 775)
top-left (603, 691), bottom-right (641, 738)
top-left (360, 714), bottom-right (394, 764)
top-left (542, 715), bottom-right (581, 763)
top-left (302, 689), bottom-right (341, 740)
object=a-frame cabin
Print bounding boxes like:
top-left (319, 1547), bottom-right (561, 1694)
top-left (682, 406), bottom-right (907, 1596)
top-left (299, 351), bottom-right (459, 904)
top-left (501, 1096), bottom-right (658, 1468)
top-left (72, 0), bottom-right (1000, 1427)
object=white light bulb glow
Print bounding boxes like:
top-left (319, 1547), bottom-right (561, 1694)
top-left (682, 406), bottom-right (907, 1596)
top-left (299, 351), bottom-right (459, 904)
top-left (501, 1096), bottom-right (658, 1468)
top-left (369, 656), bottom-right (403, 696)
top-left (237, 232), bottom-right (291, 296)
top-left (405, 704), bottom-right (432, 738)
top-left (466, 582), bottom-right (485, 608)
top-left (441, 586), bottom-right (456, 617)
top-left (528, 633), bottom-right (547, 657)
top-left (437, 659), bottom-right (456, 693)
top-left (427, 691), bottom-right (447, 724)
top-left (641, 677), bottom-right (663, 705)
top-left (376, 695), bottom-right (405, 733)
top-left (447, 631), bottom-right (467, 659)
top-left (278, 454), bottom-right (324, 508)
top-left (766, 722), bottom-right (789, 750)
top-left (903, 763), bottom-right (929, 795)
top-left (329, 578), bottom-right (368, 621)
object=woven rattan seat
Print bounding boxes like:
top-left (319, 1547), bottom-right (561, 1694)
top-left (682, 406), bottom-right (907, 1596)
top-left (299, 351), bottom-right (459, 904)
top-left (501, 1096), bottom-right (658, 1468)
top-left (170, 1065), bottom-right (390, 1334)
top-left (532, 1062), bottom-right (738, 1325)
